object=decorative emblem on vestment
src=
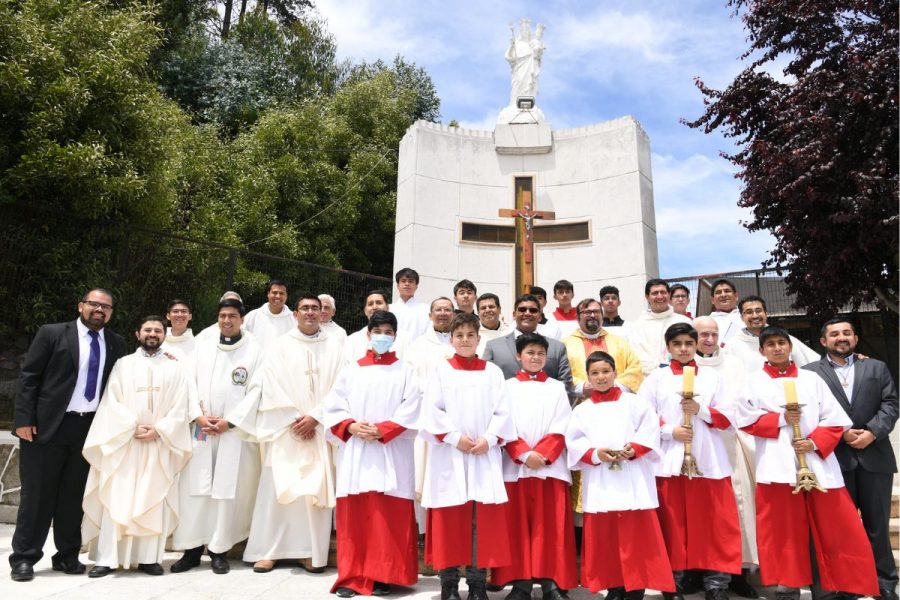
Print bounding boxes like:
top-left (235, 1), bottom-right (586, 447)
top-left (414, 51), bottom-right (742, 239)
top-left (232, 366), bottom-right (248, 385)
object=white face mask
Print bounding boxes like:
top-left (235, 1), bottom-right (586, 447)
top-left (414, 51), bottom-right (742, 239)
top-left (370, 333), bottom-right (395, 355)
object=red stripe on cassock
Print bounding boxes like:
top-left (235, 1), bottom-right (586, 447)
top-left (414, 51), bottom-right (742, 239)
top-left (331, 418), bottom-right (355, 442)
top-left (655, 476), bottom-right (742, 574)
top-left (375, 421), bottom-right (406, 444)
top-left (581, 510), bottom-right (675, 593)
top-left (707, 407), bottom-right (731, 429)
top-left (580, 449), bottom-right (597, 465)
top-left (505, 438), bottom-right (532, 463)
top-left (491, 478), bottom-right (577, 590)
top-left (629, 442), bottom-right (651, 459)
top-left (808, 425), bottom-right (843, 459)
top-left (533, 434), bottom-right (566, 464)
top-left (740, 411), bottom-right (781, 438)
top-left (425, 502), bottom-right (511, 569)
top-left (755, 483), bottom-right (878, 595)
top-left (435, 433), bottom-right (447, 442)
top-left (331, 492), bottom-right (418, 595)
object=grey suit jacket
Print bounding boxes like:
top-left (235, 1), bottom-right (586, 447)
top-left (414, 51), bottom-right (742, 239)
top-left (482, 331), bottom-right (574, 398)
top-left (803, 356), bottom-right (898, 474)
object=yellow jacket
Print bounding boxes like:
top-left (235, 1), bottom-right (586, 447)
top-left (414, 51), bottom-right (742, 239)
top-left (563, 328), bottom-right (644, 394)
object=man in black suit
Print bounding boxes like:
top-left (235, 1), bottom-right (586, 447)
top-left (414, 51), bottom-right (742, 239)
top-left (803, 317), bottom-right (898, 600)
top-left (9, 289), bottom-right (127, 582)
top-left (482, 293), bottom-right (573, 398)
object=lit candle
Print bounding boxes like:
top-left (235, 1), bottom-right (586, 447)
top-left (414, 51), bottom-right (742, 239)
top-left (682, 365), bottom-right (695, 395)
top-left (783, 379), bottom-right (798, 406)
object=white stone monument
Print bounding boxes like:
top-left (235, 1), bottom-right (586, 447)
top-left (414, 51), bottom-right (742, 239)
top-left (392, 19), bottom-right (659, 319)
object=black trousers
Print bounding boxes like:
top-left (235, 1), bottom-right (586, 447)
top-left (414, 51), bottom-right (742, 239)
top-left (843, 467), bottom-right (898, 590)
top-left (10, 413), bottom-right (93, 566)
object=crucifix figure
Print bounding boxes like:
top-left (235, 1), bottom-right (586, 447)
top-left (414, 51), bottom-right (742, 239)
top-left (498, 187), bottom-right (555, 295)
top-left (136, 369), bottom-right (161, 412)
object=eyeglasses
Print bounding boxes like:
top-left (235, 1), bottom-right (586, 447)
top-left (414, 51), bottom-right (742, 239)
top-left (516, 307), bottom-right (540, 314)
top-left (83, 300), bottom-right (113, 311)
top-left (742, 308), bottom-right (766, 316)
top-left (671, 295), bottom-right (689, 300)
top-left (580, 309), bottom-right (601, 316)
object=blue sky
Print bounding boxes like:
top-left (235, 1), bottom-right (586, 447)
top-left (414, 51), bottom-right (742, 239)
top-left (315, 0), bottom-right (777, 278)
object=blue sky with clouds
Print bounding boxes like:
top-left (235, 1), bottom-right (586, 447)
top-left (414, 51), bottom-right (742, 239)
top-left (315, 0), bottom-right (776, 278)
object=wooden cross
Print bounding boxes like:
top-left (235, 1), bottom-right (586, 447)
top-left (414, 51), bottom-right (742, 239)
top-left (136, 369), bottom-right (160, 412)
top-left (498, 189), bottom-right (555, 294)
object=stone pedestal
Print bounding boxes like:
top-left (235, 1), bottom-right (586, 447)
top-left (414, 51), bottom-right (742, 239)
top-left (392, 116), bottom-right (659, 317)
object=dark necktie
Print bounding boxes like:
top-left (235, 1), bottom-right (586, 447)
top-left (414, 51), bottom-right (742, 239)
top-left (85, 330), bottom-right (100, 400)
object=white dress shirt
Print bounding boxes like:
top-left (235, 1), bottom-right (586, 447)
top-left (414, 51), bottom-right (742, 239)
top-left (66, 319), bottom-right (107, 413)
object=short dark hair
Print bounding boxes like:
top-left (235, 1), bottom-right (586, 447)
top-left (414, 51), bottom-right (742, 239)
top-left (819, 317), bottom-right (859, 338)
top-left (476, 293), bottom-right (501, 311)
top-left (449, 312), bottom-right (480, 334)
top-left (218, 298), bottom-right (245, 316)
top-left (367, 310), bottom-right (398, 332)
top-left (664, 322), bottom-right (697, 344)
top-left (82, 288), bottom-right (115, 306)
top-left (395, 267), bottom-right (419, 284)
top-left (529, 285), bottom-right (547, 300)
top-left (514, 293), bottom-right (541, 311)
top-left (739, 295), bottom-right (768, 313)
top-left (430, 296), bottom-right (454, 312)
top-left (759, 325), bottom-right (792, 348)
top-left (553, 280), bottom-right (574, 293)
top-left (711, 278), bottom-right (736, 296)
top-left (576, 298), bottom-right (601, 315)
top-left (516, 331), bottom-right (549, 353)
top-left (586, 350), bottom-right (616, 372)
top-left (599, 285), bottom-right (620, 299)
top-left (365, 289), bottom-right (390, 306)
top-left (266, 279), bottom-right (288, 293)
top-left (137, 315), bottom-right (166, 331)
top-left (670, 284), bottom-right (690, 297)
top-left (166, 298), bottom-right (192, 313)
top-left (294, 293), bottom-right (322, 310)
top-left (644, 278), bottom-right (669, 296)
top-left (453, 279), bottom-right (477, 295)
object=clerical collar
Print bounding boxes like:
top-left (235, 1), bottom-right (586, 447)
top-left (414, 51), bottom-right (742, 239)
top-left (591, 387), bottom-right (623, 403)
top-left (763, 362), bottom-right (798, 378)
top-left (220, 332), bottom-right (242, 345)
top-left (482, 322), bottom-right (501, 331)
top-left (448, 354), bottom-right (486, 371)
top-left (358, 350), bottom-right (399, 366)
top-left (603, 316), bottom-right (624, 327)
top-left (515, 370), bottom-right (548, 382)
top-left (435, 330), bottom-right (451, 344)
top-left (300, 329), bottom-right (321, 339)
top-left (697, 351), bottom-right (716, 358)
top-left (669, 359), bottom-right (699, 374)
top-left (581, 330), bottom-right (603, 340)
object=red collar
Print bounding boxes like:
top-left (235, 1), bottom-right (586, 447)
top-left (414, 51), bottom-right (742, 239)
top-left (669, 359), bottom-right (699, 374)
top-left (448, 354), bottom-right (487, 371)
top-left (763, 362), bottom-right (798, 378)
top-left (358, 350), bottom-right (399, 366)
top-left (515, 370), bottom-right (549, 382)
top-left (553, 307), bottom-right (578, 321)
top-left (591, 387), bottom-right (623, 403)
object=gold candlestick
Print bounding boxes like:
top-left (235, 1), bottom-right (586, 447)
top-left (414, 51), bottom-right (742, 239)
top-left (782, 379), bottom-right (826, 494)
top-left (680, 366), bottom-right (702, 478)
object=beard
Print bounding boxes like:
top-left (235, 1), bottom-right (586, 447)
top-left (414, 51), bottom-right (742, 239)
top-left (140, 338), bottom-right (162, 352)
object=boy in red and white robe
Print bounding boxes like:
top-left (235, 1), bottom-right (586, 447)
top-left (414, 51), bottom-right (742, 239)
top-left (735, 325), bottom-right (878, 600)
top-left (566, 350), bottom-right (675, 600)
top-left (637, 322), bottom-right (742, 600)
top-left (323, 311), bottom-right (422, 598)
top-left (420, 312), bottom-right (515, 600)
top-left (491, 332), bottom-right (576, 600)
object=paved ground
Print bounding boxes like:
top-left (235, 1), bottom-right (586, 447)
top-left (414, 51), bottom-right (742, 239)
top-left (1, 523), bottom-right (811, 600)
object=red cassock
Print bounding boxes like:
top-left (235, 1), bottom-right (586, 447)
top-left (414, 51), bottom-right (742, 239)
top-left (425, 501), bottom-right (511, 569)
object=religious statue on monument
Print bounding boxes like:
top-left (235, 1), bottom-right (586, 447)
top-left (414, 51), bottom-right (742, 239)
top-left (498, 18), bottom-right (547, 124)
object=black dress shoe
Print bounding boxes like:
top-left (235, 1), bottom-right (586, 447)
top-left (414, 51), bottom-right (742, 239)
top-left (467, 586), bottom-right (489, 600)
top-left (663, 592), bottom-right (685, 600)
top-left (706, 588), bottom-right (730, 600)
top-left (10, 562), bottom-right (34, 582)
top-left (544, 589), bottom-right (568, 600)
top-left (138, 562), bottom-right (164, 576)
top-left (52, 557), bottom-right (86, 575)
top-left (441, 583), bottom-right (462, 600)
top-left (88, 565), bottom-right (115, 578)
top-left (729, 572), bottom-right (759, 599)
top-left (606, 587), bottom-right (626, 600)
top-left (210, 554), bottom-right (230, 575)
top-left (624, 589), bottom-right (646, 600)
top-left (880, 589), bottom-right (900, 600)
top-left (680, 572), bottom-right (704, 595)
top-left (170, 550), bottom-right (203, 573)
top-left (372, 582), bottom-right (391, 596)
top-left (336, 588), bottom-right (358, 598)
top-left (505, 588), bottom-right (532, 600)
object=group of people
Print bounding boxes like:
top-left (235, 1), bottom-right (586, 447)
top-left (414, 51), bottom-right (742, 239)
top-left (7, 270), bottom-right (898, 600)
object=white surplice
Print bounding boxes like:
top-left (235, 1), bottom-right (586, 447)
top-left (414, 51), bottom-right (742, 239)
top-left (323, 355), bottom-right (421, 499)
top-left (565, 392), bottom-right (661, 512)
top-left (709, 310), bottom-right (744, 345)
top-left (242, 304), bottom-right (297, 347)
top-left (172, 334), bottom-right (263, 553)
top-left (389, 297), bottom-right (431, 343)
top-left (630, 308), bottom-right (693, 375)
top-left (82, 350), bottom-right (192, 568)
top-left (420, 358), bottom-right (515, 508)
top-left (735, 369), bottom-right (850, 489)
top-left (725, 329), bottom-right (821, 372)
top-left (233, 327), bottom-right (343, 564)
top-left (163, 327), bottom-right (196, 357)
top-left (476, 321), bottom-right (513, 356)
